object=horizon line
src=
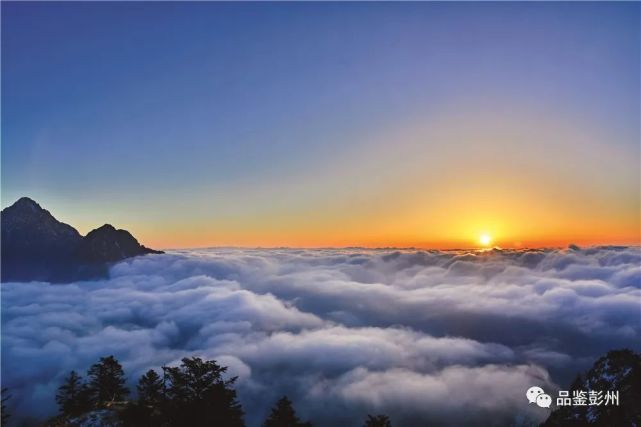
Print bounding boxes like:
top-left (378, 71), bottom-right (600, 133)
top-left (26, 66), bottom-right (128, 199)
top-left (159, 243), bottom-right (641, 252)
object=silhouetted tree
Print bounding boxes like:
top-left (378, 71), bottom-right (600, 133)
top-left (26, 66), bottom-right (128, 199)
top-left (363, 414), bottom-right (392, 427)
top-left (162, 357), bottom-right (244, 427)
top-left (121, 369), bottom-right (166, 427)
top-left (137, 369), bottom-right (164, 407)
top-left (1, 388), bottom-right (10, 427)
top-left (263, 396), bottom-right (312, 427)
top-left (87, 355), bottom-right (129, 407)
top-left (56, 371), bottom-right (91, 417)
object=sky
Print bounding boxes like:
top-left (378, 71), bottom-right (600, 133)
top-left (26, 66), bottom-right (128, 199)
top-left (2, 2), bottom-right (640, 249)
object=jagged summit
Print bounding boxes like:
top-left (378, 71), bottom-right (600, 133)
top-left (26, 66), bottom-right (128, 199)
top-left (1, 197), bottom-right (163, 282)
top-left (12, 196), bottom-right (41, 209)
top-left (2, 197), bottom-right (80, 239)
top-left (79, 223), bottom-right (162, 264)
top-left (93, 223), bottom-right (116, 231)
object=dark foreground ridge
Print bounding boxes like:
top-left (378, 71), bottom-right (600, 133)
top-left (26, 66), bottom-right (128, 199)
top-left (1, 197), bottom-right (163, 282)
top-left (542, 349), bottom-right (641, 426)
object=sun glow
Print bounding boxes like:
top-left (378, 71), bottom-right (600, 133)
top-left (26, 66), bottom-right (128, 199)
top-left (479, 234), bottom-right (492, 247)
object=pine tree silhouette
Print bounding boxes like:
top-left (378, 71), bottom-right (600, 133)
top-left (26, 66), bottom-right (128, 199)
top-left (162, 357), bottom-right (245, 427)
top-left (121, 369), bottom-right (166, 426)
top-left (137, 369), bottom-right (163, 407)
top-left (55, 371), bottom-right (91, 417)
top-left (86, 355), bottom-right (129, 407)
top-left (263, 396), bottom-right (312, 427)
top-left (363, 414), bottom-right (392, 427)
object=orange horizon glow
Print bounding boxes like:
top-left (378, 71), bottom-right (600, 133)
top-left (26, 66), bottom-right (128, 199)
top-left (141, 232), bottom-right (641, 251)
top-left (11, 109), bottom-right (639, 252)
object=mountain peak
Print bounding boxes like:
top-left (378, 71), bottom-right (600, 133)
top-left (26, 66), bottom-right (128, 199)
top-left (1, 197), bottom-right (163, 282)
top-left (6, 196), bottom-right (46, 216)
top-left (93, 224), bottom-right (117, 233)
top-left (13, 196), bottom-right (41, 209)
top-left (79, 223), bottom-right (160, 264)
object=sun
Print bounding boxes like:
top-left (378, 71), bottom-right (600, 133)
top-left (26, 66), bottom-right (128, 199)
top-left (479, 234), bottom-right (492, 247)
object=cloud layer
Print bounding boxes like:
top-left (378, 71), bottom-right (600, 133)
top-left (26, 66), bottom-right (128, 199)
top-left (2, 246), bottom-right (640, 426)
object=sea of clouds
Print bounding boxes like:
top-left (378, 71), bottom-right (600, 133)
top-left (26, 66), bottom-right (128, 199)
top-left (2, 246), bottom-right (640, 426)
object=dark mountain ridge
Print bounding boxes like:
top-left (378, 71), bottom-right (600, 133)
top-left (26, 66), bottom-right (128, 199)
top-left (541, 349), bottom-right (641, 426)
top-left (1, 197), bottom-right (163, 282)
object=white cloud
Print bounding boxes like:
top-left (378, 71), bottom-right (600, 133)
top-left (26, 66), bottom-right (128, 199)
top-left (2, 246), bottom-right (640, 426)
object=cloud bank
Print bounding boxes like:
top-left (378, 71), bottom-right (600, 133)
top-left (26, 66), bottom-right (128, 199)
top-left (2, 246), bottom-right (640, 426)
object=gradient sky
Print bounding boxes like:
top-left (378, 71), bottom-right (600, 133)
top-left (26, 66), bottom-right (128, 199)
top-left (2, 2), bottom-right (640, 249)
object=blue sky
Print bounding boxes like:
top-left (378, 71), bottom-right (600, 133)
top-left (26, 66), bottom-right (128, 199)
top-left (2, 2), bottom-right (639, 248)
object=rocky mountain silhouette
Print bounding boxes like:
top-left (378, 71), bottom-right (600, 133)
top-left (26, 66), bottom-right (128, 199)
top-left (541, 349), bottom-right (641, 426)
top-left (1, 197), bottom-right (163, 282)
